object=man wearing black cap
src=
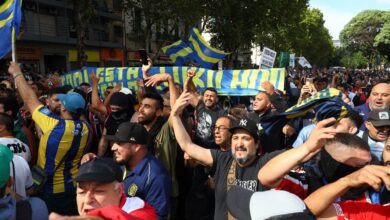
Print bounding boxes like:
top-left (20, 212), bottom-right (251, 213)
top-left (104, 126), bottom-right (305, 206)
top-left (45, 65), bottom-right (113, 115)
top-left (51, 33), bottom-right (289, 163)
top-left (170, 92), bottom-right (282, 220)
top-left (106, 122), bottom-right (171, 220)
top-left (357, 109), bottom-right (390, 160)
top-left (49, 157), bottom-right (157, 220)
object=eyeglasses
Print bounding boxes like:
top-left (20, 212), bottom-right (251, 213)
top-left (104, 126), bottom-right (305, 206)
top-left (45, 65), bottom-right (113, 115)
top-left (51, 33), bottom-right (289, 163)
top-left (213, 125), bottom-right (229, 131)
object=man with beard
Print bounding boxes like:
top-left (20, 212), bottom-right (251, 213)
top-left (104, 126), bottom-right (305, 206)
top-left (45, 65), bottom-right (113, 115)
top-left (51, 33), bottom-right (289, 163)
top-left (46, 87), bottom-right (66, 116)
top-left (137, 93), bottom-right (166, 151)
top-left (184, 69), bottom-right (227, 149)
top-left (8, 62), bottom-right (90, 215)
top-left (259, 125), bottom-right (373, 202)
top-left (106, 122), bottom-right (171, 220)
top-left (354, 82), bottom-right (390, 130)
top-left (357, 109), bottom-right (390, 160)
top-left (97, 92), bottom-right (134, 157)
top-left (170, 92), bottom-right (283, 220)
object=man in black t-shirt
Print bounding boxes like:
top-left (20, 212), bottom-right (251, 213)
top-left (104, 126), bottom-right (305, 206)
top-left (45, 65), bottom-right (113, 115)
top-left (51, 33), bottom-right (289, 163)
top-left (171, 92), bottom-right (281, 220)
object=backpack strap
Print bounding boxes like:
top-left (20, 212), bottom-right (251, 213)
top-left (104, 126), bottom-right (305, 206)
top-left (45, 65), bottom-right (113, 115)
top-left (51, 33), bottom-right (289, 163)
top-left (227, 159), bottom-right (236, 220)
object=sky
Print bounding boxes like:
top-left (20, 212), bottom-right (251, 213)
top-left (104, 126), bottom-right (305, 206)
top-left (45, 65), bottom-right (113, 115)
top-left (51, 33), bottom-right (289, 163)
top-left (310, 0), bottom-right (390, 40)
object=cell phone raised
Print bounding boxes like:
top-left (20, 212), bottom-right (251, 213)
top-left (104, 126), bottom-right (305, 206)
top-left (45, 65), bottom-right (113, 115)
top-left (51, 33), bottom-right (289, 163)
top-left (139, 49), bottom-right (148, 65)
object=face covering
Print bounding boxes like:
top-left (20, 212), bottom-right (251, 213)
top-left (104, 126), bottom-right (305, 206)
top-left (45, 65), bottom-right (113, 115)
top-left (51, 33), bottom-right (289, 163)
top-left (111, 108), bottom-right (129, 120)
top-left (319, 148), bottom-right (368, 200)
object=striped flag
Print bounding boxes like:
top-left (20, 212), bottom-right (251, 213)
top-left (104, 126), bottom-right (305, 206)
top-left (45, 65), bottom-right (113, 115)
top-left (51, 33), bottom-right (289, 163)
top-left (260, 88), bottom-right (352, 136)
top-left (188, 28), bottom-right (230, 69)
top-left (0, 0), bottom-right (22, 59)
top-left (161, 40), bottom-right (194, 66)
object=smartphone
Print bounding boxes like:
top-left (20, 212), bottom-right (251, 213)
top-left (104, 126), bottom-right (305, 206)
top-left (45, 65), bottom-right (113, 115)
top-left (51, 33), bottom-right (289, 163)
top-left (305, 78), bottom-right (313, 86)
top-left (139, 49), bottom-right (148, 65)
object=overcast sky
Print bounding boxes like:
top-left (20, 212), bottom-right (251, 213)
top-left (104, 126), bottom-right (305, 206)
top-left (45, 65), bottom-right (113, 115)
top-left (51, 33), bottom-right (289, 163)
top-left (310, 0), bottom-right (390, 40)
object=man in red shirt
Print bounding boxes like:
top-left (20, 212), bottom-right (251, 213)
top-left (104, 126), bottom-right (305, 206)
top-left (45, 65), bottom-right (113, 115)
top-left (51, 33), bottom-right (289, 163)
top-left (49, 157), bottom-right (157, 220)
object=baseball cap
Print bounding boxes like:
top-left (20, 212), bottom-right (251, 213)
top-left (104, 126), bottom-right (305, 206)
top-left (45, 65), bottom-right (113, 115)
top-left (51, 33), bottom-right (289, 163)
top-left (367, 109), bottom-right (390, 127)
top-left (75, 157), bottom-right (122, 183)
top-left (57, 92), bottom-right (86, 113)
top-left (227, 186), bottom-right (316, 220)
top-left (229, 117), bottom-right (259, 139)
top-left (105, 122), bottom-right (149, 145)
top-left (0, 144), bottom-right (13, 188)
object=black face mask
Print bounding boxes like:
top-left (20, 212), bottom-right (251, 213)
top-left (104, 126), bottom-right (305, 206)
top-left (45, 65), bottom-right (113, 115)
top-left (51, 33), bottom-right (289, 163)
top-left (319, 148), bottom-right (368, 200)
top-left (111, 109), bottom-right (128, 120)
top-left (319, 148), bottom-right (358, 182)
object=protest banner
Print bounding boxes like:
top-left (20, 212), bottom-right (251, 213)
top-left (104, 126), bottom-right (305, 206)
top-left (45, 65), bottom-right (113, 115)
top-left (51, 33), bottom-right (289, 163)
top-left (289, 53), bottom-right (295, 68)
top-left (298, 57), bottom-right (312, 68)
top-left (259, 47), bottom-right (277, 69)
top-left (61, 66), bottom-right (285, 96)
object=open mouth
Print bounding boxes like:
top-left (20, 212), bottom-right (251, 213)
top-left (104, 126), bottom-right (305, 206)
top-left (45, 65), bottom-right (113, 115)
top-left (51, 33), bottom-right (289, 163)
top-left (235, 147), bottom-right (247, 152)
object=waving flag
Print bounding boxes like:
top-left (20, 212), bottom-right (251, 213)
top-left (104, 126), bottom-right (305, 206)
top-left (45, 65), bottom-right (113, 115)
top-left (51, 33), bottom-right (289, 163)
top-left (0, 0), bottom-right (22, 59)
top-left (188, 28), bottom-right (230, 68)
top-left (161, 28), bottom-right (230, 68)
top-left (161, 40), bottom-right (194, 66)
top-left (260, 88), bottom-right (352, 136)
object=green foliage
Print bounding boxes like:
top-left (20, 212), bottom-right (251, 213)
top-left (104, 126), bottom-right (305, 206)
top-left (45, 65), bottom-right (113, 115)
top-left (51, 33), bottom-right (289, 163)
top-left (295, 8), bottom-right (334, 67)
top-left (340, 10), bottom-right (390, 66)
top-left (340, 51), bottom-right (368, 68)
top-left (126, 0), bottom-right (333, 67)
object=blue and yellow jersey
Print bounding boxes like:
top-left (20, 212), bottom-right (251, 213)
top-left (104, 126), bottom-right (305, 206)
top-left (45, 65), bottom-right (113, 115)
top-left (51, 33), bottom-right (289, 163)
top-left (32, 105), bottom-right (90, 194)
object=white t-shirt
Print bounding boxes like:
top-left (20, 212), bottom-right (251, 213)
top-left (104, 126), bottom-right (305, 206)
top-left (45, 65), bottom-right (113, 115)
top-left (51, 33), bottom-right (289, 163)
top-left (357, 130), bottom-right (385, 160)
top-left (10, 155), bottom-right (33, 198)
top-left (0, 137), bottom-right (31, 162)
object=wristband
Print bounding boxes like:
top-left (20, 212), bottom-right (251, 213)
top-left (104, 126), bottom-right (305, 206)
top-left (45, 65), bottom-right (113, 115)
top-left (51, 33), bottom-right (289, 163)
top-left (13, 73), bottom-right (24, 79)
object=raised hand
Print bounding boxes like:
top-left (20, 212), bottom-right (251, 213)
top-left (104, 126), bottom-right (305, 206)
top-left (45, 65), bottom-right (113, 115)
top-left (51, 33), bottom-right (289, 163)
top-left (90, 72), bottom-right (100, 85)
top-left (342, 165), bottom-right (390, 192)
top-left (141, 57), bottom-right (153, 78)
top-left (187, 68), bottom-right (196, 78)
top-left (171, 91), bottom-right (191, 116)
top-left (145, 73), bottom-right (172, 87)
top-left (112, 83), bottom-right (122, 93)
top-left (261, 81), bottom-right (275, 94)
top-left (303, 118), bottom-right (338, 154)
top-left (8, 62), bottom-right (22, 77)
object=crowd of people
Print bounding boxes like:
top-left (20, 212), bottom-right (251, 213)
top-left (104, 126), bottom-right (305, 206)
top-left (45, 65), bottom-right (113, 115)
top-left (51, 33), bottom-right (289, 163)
top-left (0, 58), bottom-right (390, 220)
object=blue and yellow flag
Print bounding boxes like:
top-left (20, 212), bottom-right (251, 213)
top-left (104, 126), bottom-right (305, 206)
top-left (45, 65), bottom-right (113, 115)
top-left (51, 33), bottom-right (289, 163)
top-left (188, 28), bottom-right (230, 68)
top-left (0, 0), bottom-right (22, 59)
top-left (161, 40), bottom-right (194, 66)
top-left (260, 88), bottom-right (352, 136)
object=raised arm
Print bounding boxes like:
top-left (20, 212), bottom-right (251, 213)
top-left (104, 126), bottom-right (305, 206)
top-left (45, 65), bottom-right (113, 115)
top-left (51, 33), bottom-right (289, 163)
top-left (8, 62), bottom-right (41, 113)
top-left (258, 118), bottom-right (338, 188)
top-left (305, 165), bottom-right (390, 217)
top-left (90, 72), bottom-right (108, 115)
top-left (170, 92), bottom-right (213, 167)
top-left (184, 69), bottom-right (200, 107)
top-left (102, 83), bottom-right (121, 107)
top-left (145, 72), bottom-right (179, 109)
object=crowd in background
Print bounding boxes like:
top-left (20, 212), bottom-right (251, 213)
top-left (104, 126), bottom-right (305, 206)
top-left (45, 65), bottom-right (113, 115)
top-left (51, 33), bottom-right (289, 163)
top-left (0, 59), bottom-right (390, 220)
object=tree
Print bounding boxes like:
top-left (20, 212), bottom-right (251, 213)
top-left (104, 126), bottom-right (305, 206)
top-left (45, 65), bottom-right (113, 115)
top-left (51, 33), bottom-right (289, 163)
top-left (340, 10), bottom-right (390, 67)
top-left (295, 8), bottom-right (334, 67)
top-left (73, 0), bottom-right (98, 68)
top-left (124, 0), bottom-right (208, 56)
top-left (208, 0), bottom-right (309, 68)
top-left (374, 21), bottom-right (390, 63)
top-left (340, 51), bottom-right (368, 68)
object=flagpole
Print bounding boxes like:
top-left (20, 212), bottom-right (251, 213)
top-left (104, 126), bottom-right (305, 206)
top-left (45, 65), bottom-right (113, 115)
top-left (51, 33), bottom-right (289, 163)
top-left (11, 26), bottom-right (16, 62)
